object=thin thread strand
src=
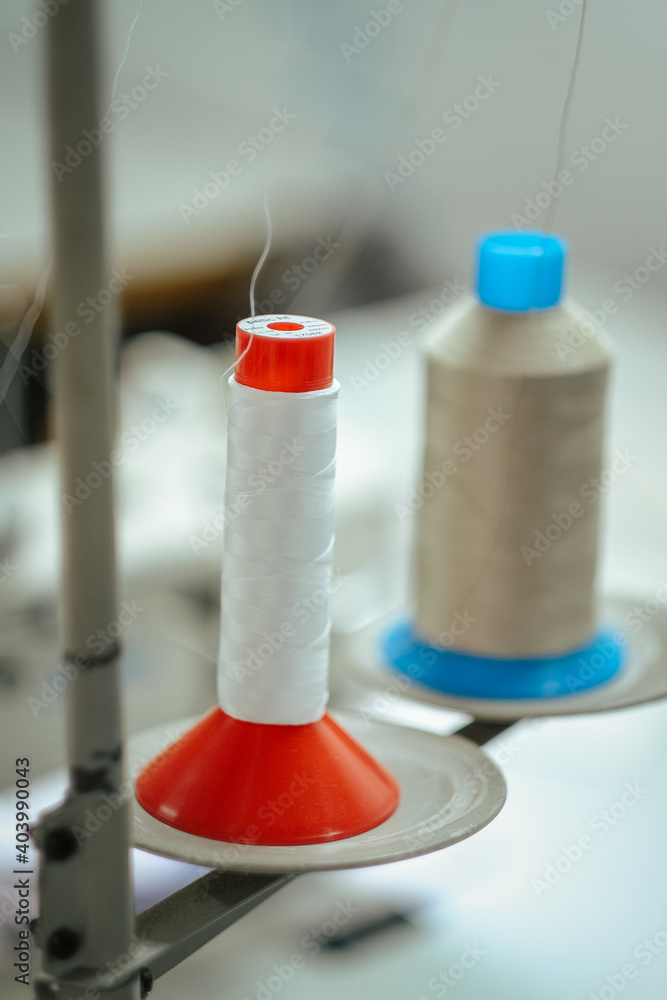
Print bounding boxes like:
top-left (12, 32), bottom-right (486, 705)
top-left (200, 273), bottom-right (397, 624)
top-left (0, 259), bottom-right (51, 407)
top-left (543, 0), bottom-right (589, 236)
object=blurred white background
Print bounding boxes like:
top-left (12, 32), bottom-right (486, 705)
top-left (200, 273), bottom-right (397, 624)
top-left (1, 0), bottom-right (665, 299)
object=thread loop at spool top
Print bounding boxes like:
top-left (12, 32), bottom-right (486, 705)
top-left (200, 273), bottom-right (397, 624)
top-left (235, 314), bottom-right (335, 392)
top-left (476, 230), bottom-right (567, 311)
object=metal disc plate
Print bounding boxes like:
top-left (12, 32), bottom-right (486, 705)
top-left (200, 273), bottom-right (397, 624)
top-left (129, 712), bottom-right (506, 872)
top-left (344, 594), bottom-right (667, 722)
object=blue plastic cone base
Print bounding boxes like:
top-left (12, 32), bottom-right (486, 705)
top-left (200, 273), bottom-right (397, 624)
top-left (381, 622), bottom-right (625, 701)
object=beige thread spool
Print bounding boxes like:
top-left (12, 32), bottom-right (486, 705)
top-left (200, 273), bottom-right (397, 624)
top-left (415, 233), bottom-right (613, 658)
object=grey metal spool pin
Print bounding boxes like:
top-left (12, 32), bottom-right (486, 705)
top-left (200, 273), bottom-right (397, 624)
top-left (35, 2), bottom-right (139, 998)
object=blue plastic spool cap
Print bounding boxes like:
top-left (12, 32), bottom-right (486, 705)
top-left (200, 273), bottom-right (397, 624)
top-left (475, 230), bottom-right (568, 311)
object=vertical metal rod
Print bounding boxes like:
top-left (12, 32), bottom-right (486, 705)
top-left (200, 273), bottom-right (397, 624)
top-left (38, 3), bottom-right (139, 997)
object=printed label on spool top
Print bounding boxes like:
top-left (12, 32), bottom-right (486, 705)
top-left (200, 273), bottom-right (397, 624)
top-left (239, 315), bottom-right (334, 339)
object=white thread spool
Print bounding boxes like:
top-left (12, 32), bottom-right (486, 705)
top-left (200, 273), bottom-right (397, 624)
top-left (137, 314), bottom-right (402, 846)
top-left (415, 233), bottom-right (613, 658)
top-left (217, 315), bottom-right (338, 724)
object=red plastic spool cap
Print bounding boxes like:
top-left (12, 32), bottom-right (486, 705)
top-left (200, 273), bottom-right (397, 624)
top-left (235, 314), bottom-right (335, 392)
top-left (135, 708), bottom-right (400, 846)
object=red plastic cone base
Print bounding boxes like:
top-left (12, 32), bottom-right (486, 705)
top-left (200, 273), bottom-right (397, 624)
top-left (135, 708), bottom-right (400, 846)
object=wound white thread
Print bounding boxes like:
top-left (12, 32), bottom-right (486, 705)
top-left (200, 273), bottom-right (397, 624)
top-left (415, 296), bottom-right (612, 658)
top-left (217, 376), bottom-right (339, 724)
